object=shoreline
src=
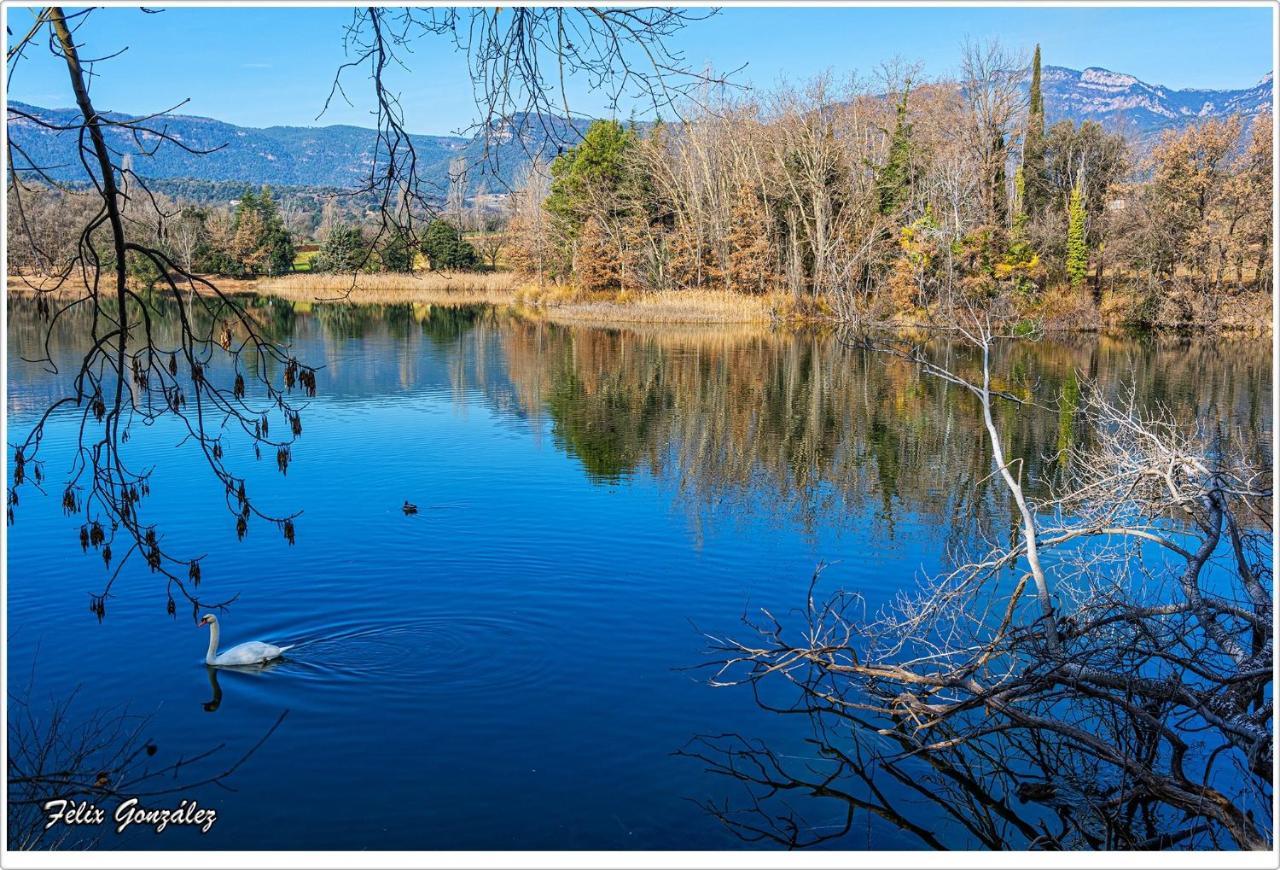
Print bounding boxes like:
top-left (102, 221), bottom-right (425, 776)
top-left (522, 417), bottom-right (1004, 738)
top-left (6, 272), bottom-right (1272, 335)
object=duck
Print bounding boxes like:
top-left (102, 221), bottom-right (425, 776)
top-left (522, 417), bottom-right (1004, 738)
top-left (198, 613), bottom-right (291, 666)
top-left (402, 500), bottom-right (419, 515)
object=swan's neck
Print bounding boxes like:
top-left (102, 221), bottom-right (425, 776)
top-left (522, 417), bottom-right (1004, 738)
top-left (205, 621), bottom-right (220, 665)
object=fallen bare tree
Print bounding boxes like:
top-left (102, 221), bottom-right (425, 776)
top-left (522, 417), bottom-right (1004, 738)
top-left (691, 318), bottom-right (1272, 850)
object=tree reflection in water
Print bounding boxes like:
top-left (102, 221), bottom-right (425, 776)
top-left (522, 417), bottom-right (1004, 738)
top-left (681, 328), bottom-right (1271, 852)
top-left (9, 299), bottom-right (1270, 851)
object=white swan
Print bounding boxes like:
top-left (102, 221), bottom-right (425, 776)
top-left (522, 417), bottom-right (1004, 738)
top-left (199, 614), bottom-right (292, 666)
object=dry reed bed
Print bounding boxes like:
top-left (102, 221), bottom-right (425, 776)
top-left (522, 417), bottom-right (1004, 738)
top-left (538, 289), bottom-right (781, 325)
top-left (250, 271), bottom-right (519, 305)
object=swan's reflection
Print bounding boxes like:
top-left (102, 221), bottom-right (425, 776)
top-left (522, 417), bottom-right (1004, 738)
top-left (202, 658), bottom-right (288, 713)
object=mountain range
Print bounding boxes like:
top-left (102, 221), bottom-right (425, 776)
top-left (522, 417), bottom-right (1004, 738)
top-left (7, 64), bottom-right (1272, 198)
top-left (1041, 65), bottom-right (1272, 141)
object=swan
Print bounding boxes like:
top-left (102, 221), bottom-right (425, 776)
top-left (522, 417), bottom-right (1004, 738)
top-left (199, 614), bottom-right (291, 666)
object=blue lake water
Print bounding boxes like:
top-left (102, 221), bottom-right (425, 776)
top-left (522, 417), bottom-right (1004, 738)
top-left (6, 300), bottom-right (1271, 849)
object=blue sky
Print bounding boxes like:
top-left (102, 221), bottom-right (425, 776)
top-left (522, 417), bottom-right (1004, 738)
top-left (5, 5), bottom-right (1274, 134)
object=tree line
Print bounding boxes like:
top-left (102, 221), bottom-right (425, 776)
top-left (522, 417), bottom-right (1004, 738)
top-left (506, 42), bottom-right (1272, 328)
top-left (6, 180), bottom-right (497, 281)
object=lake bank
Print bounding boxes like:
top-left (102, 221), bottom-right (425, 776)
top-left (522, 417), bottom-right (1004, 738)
top-left (6, 272), bottom-right (1272, 334)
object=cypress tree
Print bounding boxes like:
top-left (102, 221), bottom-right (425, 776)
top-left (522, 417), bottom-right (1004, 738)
top-left (1022, 45), bottom-right (1048, 218)
top-left (877, 84), bottom-right (914, 216)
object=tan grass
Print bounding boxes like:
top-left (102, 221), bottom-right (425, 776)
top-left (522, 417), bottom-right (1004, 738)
top-left (539, 288), bottom-right (785, 325)
top-left (249, 271), bottom-right (519, 304)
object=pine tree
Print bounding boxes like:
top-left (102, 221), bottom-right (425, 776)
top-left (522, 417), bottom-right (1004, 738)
top-left (1066, 184), bottom-right (1088, 288)
top-left (378, 231), bottom-right (415, 272)
top-left (422, 219), bottom-right (478, 270)
top-left (314, 225), bottom-right (369, 273)
top-left (228, 187), bottom-right (295, 276)
top-left (1021, 44), bottom-right (1048, 218)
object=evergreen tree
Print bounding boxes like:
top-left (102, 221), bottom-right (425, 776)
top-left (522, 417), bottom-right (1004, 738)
top-left (991, 131), bottom-right (1008, 227)
top-left (544, 120), bottom-right (636, 230)
top-left (1066, 184), bottom-right (1088, 287)
top-left (314, 225), bottom-right (369, 273)
top-left (378, 231), bottom-right (415, 272)
top-left (229, 187), bottom-right (295, 276)
top-left (877, 85), bottom-right (914, 216)
top-left (422, 219), bottom-right (478, 270)
top-left (1021, 44), bottom-right (1048, 218)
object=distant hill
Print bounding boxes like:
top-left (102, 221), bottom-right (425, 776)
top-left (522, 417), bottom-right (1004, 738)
top-left (7, 101), bottom-right (587, 198)
top-left (1041, 65), bottom-right (1272, 144)
top-left (7, 64), bottom-right (1271, 196)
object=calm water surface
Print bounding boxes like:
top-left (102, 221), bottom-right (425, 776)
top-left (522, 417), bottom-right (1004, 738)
top-left (6, 300), bottom-right (1271, 849)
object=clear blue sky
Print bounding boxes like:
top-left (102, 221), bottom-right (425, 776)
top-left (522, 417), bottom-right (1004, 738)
top-left (6, 5), bottom-right (1274, 134)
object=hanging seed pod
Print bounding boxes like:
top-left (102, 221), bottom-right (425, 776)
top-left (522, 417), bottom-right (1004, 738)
top-left (260, 414), bottom-right (269, 437)
top-left (102, 544), bottom-right (112, 567)
top-left (9, 489), bottom-right (18, 507)
top-left (79, 525), bottom-right (90, 551)
top-left (276, 446), bottom-right (290, 475)
top-left (92, 397), bottom-right (106, 421)
top-left (220, 325), bottom-right (233, 350)
top-left (90, 522), bottom-right (105, 547)
top-left (145, 528), bottom-right (157, 548)
top-left (284, 359), bottom-right (297, 390)
top-left (234, 373), bottom-right (245, 399)
top-left (192, 362), bottom-right (203, 384)
top-left (254, 443), bottom-right (261, 460)
top-left (237, 481), bottom-right (247, 507)
top-left (282, 518), bottom-right (295, 545)
top-left (290, 412), bottom-right (303, 436)
top-left (33, 464), bottom-right (42, 484)
top-left (212, 441), bottom-right (223, 460)
top-left (147, 545), bottom-right (161, 572)
top-left (62, 487), bottom-right (78, 515)
top-left (236, 516), bottom-right (247, 540)
top-left (167, 596), bottom-right (176, 616)
top-left (13, 449), bottom-right (24, 486)
top-left (189, 560), bottom-right (202, 586)
top-left (168, 353), bottom-right (178, 376)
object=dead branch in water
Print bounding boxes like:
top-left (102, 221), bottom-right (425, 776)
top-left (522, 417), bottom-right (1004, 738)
top-left (697, 316), bottom-right (1272, 850)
